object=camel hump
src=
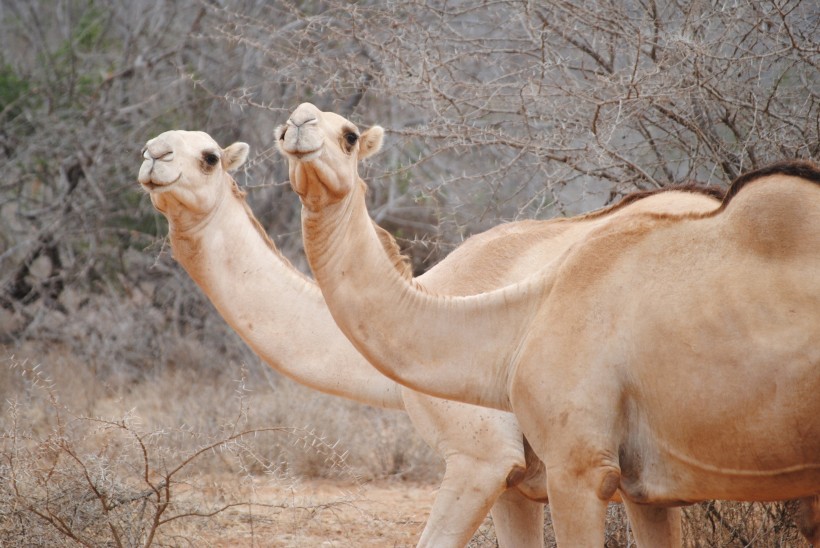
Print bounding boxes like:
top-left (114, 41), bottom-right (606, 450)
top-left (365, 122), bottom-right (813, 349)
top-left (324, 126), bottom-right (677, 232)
top-left (718, 160), bottom-right (820, 258)
top-left (722, 160), bottom-right (820, 206)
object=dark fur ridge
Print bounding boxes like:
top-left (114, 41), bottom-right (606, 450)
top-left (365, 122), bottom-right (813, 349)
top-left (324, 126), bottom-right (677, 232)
top-left (578, 183), bottom-right (726, 222)
top-left (722, 160), bottom-right (820, 207)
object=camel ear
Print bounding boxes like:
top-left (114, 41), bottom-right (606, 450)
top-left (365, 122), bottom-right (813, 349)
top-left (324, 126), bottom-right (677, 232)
top-left (359, 126), bottom-right (384, 160)
top-left (223, 142), bottom-right (250, 172)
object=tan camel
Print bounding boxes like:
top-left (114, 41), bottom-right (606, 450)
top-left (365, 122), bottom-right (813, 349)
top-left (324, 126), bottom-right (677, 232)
top-left (277, 103), bottom-right (820, 547)
top-left (139, 130), bottom-right (726, 547)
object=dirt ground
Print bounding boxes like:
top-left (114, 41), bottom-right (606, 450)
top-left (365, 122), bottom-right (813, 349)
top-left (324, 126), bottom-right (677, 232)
top-left (187, 476), bottom-right (813, 548)
top-left (192, 477), bottom-right (480, 547)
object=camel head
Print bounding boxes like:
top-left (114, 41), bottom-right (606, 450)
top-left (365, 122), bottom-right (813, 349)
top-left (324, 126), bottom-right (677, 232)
top-left (276, 102), bottom-right (384, 211)
top-left (139, 130), bottom-right (249, 231)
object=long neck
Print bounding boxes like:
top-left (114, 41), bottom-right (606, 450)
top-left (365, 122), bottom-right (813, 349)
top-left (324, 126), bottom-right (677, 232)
top-left (168, 189), bottom-right (404, 410)
top-left (302, 181), bottom-right (545, 411)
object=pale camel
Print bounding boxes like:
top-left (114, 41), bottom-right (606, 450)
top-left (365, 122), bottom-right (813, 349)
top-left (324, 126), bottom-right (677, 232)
top-left (139, 130), bottom-right (724, 547)
top-left (276, 103), bottom-right (820, 547)
top-left (139, 130), bottom-right (545, 547)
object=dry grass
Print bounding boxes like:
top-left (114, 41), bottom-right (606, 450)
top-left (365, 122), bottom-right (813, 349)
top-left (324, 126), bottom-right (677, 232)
top-left (0, 346), bottom-right (440, 547)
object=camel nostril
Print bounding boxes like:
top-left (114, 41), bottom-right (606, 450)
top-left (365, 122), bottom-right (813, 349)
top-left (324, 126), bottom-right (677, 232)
top-left (145, 148), bottom-right (174, 161)
top-left (288, 116), bottom-right (318, 129)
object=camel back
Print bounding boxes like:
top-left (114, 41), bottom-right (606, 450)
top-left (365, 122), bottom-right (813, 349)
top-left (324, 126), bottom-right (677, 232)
top-left (575, 183), bottom-right (726, 222)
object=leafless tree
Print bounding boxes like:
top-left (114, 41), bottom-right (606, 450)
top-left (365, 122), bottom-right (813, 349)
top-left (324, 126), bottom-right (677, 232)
top-left (213, 0), bottom-right (818, 266)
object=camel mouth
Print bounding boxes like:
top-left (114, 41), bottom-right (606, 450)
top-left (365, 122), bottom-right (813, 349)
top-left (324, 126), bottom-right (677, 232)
top-left (283, 147), bottom-right (322, 162)
top-left (140, 173), bottom-right (181, 193)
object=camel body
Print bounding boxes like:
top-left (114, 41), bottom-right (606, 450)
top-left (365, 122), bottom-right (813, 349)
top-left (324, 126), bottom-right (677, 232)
top-left (515, 171), bottom-right (820, 498)
top-left (277, 103), bottom-right (820, 546)
top-left (509, 169), bottom-right (820, 542)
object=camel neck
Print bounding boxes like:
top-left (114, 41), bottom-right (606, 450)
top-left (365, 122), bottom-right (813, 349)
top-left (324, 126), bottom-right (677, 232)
top-left (168, 190), bottom-right (404, 410)
top-left (301, 181), bottom-right (546, 412)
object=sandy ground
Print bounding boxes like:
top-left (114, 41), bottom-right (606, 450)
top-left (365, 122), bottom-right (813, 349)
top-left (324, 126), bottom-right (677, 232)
top-left (185, 477), bottom-right (489, 547)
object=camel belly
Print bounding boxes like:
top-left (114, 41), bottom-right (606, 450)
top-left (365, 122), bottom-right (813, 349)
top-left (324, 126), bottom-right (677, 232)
top-left (621, 299), bottom-right (820, 502)
top-left (617, 401), bottom-right (820, 505)
top-left (619, 452), bottom-right (820, 505)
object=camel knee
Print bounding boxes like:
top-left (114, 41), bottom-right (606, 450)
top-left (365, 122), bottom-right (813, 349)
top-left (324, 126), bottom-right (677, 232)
top-left (505, 465), bottom-right (527, 488)
top-left (546, 462), bottom-right (621, 502)
top-left (597, 468), bottom-right (621, 501)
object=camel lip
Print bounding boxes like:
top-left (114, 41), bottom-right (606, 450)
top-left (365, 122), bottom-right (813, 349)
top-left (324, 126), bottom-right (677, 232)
top-left (140, 173), bottom-right (181, 193)
top-left (284, 147), bottom-right (322, 162)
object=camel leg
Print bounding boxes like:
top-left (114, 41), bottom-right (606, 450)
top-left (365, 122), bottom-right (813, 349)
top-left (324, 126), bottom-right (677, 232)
top-left (795, 495), bottom-right (820, 546)
top-left (623, 500), bottom-right (681, 548)
top-left (545, 468), bottom-right (609, 546)
top-left (491, 488), bottom-right (545, 548)
top-left (415, 455), bottom-right (508, 548)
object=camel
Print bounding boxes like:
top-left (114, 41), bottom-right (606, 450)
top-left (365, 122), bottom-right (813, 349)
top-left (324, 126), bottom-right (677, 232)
top-left (138, 130), bottom-right (725, 547)
top-left (139, 130), bottom-right (544, 547)
top-left (276, 102), bottom-right (820, 547)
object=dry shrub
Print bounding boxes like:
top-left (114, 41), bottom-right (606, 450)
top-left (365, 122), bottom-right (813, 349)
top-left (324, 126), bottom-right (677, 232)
top-left (0, 353), bottom-right (390, 547)
top-left (256, 380), bottom-right (440, 482)
top-left (682, 500), bottom-right (809, 548)
top-left (0, 294), bottom-right (441, 547)
top-left (0, 291), bottom-right (443, 544)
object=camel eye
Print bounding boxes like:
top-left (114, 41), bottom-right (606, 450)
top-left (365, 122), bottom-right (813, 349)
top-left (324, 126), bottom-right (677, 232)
top-left (203, 152), bottom-right (220, 167)
top-left (344, 132), bottom-right (359, 146)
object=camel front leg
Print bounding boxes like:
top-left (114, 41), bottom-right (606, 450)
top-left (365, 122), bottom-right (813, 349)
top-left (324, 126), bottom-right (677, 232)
top-left (546, 467), bottom-right (610, 546)
top-left (794, 495), bottom-right (820, 546)
top-left (623, 500), bottom-right (681, 548)
top-left (491, 488), bottom-right (545, 548)
top-left (416, 454), bottom-right (508, 548)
